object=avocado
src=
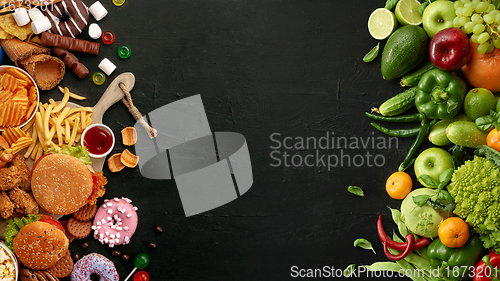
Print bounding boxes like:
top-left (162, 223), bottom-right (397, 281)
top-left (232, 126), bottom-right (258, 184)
top-left (381, 25), bottom-right (429, 81)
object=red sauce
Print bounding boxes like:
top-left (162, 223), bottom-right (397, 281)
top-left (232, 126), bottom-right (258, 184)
top-left (83, 126), bottom-right (113, 155)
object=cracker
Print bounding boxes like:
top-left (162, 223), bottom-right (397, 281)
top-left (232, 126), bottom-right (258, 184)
top-left (47, 250), bottom-right (73, 278)
top-left (59, 219), bottom-right (74, 243)
top-left (66, 217), bottom-right (92, 239)
top-left (72, 203), bottom-right (97, 222)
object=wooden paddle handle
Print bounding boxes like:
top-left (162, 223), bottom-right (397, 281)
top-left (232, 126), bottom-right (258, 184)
top-left (92, 72), bottom-right (135, 124)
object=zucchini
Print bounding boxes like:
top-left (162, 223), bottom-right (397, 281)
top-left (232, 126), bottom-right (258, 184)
top-left (400, 61), bottom-right (437, 87)
top-left (378, 86), bottom-right (418, 117)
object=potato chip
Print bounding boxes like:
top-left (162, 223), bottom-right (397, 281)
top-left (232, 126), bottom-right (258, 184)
top-left (9, 136), bottom-right (33, 154)
top-left (0, 14), bottom-right (33, 40)
top-left (120, 149), bottom-right (139, 168)
top-left (121, 127), bottom-right (137, 146)
top-left (2, 126), bottom-right (28, 145)
top-left (0, 90), bottom-right (14, 103)
top-left (107, 153), bottom-right (125, 172)
top-left (1, 73), bottom-right (19, 92)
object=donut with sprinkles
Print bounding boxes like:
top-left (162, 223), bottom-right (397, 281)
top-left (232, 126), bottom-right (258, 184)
top-left (92, 197), bottom-right (138, 247)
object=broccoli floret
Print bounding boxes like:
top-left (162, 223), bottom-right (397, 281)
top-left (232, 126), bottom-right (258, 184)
top-left (448, 156), bottom-right (500, 235)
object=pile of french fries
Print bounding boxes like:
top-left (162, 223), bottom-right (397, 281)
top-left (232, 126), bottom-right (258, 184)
top-left (20, 86), bottom-right (92, 161)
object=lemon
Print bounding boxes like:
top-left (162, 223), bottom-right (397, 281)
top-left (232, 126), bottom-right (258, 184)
top-left (368, 8), bottom-right (397, 40)
top-left (395, 0), bottom-right (423, 26)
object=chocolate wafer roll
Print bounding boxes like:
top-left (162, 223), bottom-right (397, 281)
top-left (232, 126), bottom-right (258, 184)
top-left (52, 47), bottom-right (89, 78)
top-left (41, 32), bottom-right (100, 55)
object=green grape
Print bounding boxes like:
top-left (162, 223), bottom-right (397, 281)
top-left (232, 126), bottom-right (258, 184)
top-left (476, 2), bottom-right (488, 13)
top-left (487, 4), bottom-right (497, 13)
top-left (484, 13), bottom-right (495, 24)
top-left (464, 21), bottom-right (476, 34)
top-left (464, 2), bottom-right (474, 9)
top-left (459, 16), bottom-right (470, 27)
top-left (495, 13), bottom-right (500, 23)
top-left (461, 0), bottom-right (470, 3)
top-left (478, 32), bottom-right (490, 44)
top-left (471, 33), bottom-right (480, 43)
top-left (493, 36), bottom-right (500, 48)
top-left (478, 42), bottom-right (489, 54)
top-left (487, 42), bottom-right (495, 53)
top-left (489, 9), bottom-right (500, 17)
top-left (471, 13), bottom-right (483, 24)
top-left (472, 0), bottom-right (479, 4)
top-left (456, 7), bottom-right (465, 17)
top-left (462, 7), bottom-right (474, 17)
top-left (453, 17), bottom-right (463, 28)
top-left (454, 1), bottom-right (464, 10)
top-left (473, 23), bottom-right (486, 34)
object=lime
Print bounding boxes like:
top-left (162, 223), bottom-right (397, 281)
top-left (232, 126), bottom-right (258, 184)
top-left (395, 0), bottom-right (423, 26)
top-left (368, 8), bottom-right (397, 40)
top-left (463, 88), bottom-right (497, 120)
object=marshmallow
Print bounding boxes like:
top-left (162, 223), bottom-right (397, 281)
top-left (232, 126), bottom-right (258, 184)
top-left (31, 17), bottom-right (52, 35)
top-left (13, 8), bottom-right (30, 26)
top-left (98, 58), bottom-right (116, 76)
top-left (88, 23), bottom-right (102, 40)
top-left (89, 1), bottom-right (108, 21)
top-left (28, 8), bottom-right (44, 22)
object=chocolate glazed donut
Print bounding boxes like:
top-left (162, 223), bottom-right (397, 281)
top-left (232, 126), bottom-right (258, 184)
top-left (43, 0), bottom-right (89, 38)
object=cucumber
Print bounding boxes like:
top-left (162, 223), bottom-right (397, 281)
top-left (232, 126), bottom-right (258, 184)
top-left (428, 114), bottom-right (472, 146)
top-left (446, 121), bottom-right (488, 148)
top-left (378, 86), bottom-right (418, 116)
top-left (400, 61), bottom-right (437, 87)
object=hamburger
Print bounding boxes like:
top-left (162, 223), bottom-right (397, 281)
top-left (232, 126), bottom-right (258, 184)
top-left (31, 153), bottom-right (107, 215)
top-left (13, 220), bottom-right (68, 270)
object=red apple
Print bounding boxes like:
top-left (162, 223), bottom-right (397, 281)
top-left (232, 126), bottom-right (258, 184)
top-left (429, 27), bottom-right (471, 71)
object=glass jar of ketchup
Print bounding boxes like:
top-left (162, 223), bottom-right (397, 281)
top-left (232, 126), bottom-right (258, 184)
top-left (82, 124), bottom-right (115, 157)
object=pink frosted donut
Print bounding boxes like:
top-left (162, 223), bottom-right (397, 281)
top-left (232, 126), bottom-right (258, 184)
top-left (71, 253), bottom-right (119, 281)
top-left (92, 197), bottom-right (138, 247)
top-left (42, 0), bottom-right (89, 38)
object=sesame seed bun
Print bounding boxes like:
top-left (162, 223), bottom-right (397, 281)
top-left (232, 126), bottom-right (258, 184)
top-left (31, 153), bottom-right (93, 215)
top-left (13, 221), bottom-right (69, 270)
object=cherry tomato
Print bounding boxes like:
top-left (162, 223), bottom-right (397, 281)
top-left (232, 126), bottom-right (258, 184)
top-left (487, 128), bottom-right (500, 152)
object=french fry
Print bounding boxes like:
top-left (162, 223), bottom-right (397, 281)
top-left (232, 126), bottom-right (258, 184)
top-left (81, 111), bottom-right (86, 131)
top-left (43, 104), bottom-right (52, 140)
top-left (34, 144), bottom-right (43, 161)
top-left (30, 142), bottom-right (40, 160)
top-left (21, 114), bottom-right (35, 131)
top-left (24, 125), bottom-right (37, 158)
top-left (52, 87), bottom-right (70, 113)
top-left (58, 86), bottom-right (87, 100)
top-left (57, 107), bottom-right (70, 125)
top-left (68, 117), bottom-right (80, 147)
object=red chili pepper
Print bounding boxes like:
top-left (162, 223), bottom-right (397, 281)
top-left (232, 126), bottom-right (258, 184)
top-left (384, 233), bottom-right (415, 261)
top-left (474, 251), bottom-right (500, 281)
top-left (377, 215), bottom-right (430, 251)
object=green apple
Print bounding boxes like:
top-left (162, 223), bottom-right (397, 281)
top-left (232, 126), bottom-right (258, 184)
top-left (422, 0), bottom-right (456, 38)
top-left (414, 147), bottom-right (454, 188)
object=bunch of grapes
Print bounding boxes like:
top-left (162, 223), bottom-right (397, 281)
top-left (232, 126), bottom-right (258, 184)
top-left (453, 0), bottom-right (500, 54)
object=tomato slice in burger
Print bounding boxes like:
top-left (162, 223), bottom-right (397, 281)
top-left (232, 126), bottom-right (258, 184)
top-left (38, 214), bottom-right (65, 234)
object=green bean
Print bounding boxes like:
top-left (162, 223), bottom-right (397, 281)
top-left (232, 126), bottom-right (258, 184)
top-left (399, 119), bottom-right (431, 172)
top-left (371, 123), bottom-right (421, 138)
top-left (365, 112), bottom-right (425, 123)
top-left (363, 43), bottom-right (380, 63)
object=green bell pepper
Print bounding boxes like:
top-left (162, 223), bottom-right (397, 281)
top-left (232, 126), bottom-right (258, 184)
top-left (427, 234), bottom-right (484, 280)
top-left (415, 69), bottom-right (467, 120)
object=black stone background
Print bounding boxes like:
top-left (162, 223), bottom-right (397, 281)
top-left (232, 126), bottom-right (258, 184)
top-left (18, 0), bottom-right (427, 280)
